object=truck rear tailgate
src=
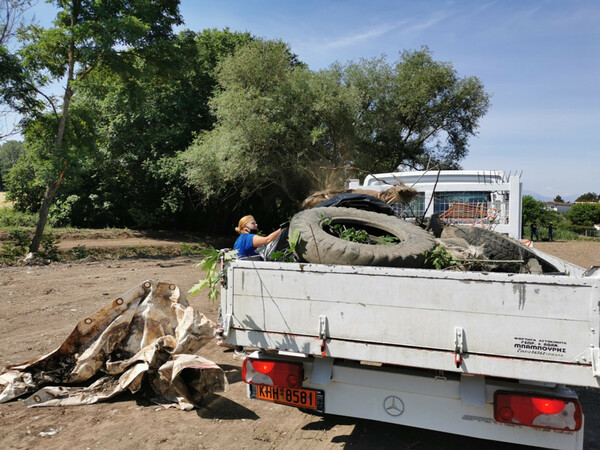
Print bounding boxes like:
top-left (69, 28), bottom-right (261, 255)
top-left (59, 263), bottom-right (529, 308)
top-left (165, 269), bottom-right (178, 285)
top-left (221, 260), bottom-right (600, 387)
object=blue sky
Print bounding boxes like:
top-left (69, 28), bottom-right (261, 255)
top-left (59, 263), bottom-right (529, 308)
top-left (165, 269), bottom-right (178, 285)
top-left (14, 0), bottom-right (600, 200)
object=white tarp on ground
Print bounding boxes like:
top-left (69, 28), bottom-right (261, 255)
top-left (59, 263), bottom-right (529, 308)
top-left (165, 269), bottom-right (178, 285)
top-left (0, 280), bottom-right (226, 410)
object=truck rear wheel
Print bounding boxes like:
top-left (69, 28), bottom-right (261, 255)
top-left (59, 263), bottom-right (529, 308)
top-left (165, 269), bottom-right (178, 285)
top-left (290, 207), bottom-right (436, 267)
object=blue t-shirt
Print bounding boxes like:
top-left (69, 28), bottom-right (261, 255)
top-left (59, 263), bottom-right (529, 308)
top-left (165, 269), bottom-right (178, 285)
top-left (234, 233), bottom-right (256, 257)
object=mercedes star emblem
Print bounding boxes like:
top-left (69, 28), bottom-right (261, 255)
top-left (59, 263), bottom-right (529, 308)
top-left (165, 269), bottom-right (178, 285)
top-left (383, 395), bottom-right (404, 416)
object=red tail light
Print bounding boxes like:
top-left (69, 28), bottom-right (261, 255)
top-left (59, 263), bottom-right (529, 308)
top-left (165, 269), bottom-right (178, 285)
top-left (242, 358), bottom-right (303, 388)
top-left (494, 391), bottom-right (582, 431)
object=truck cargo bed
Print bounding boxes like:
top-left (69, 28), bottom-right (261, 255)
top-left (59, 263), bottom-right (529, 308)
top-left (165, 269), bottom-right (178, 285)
top-left (221, 259), bottom-right (600, 387)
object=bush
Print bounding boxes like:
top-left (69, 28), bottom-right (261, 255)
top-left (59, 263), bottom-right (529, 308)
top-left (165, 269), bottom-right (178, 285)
top-left (567, 203), bottom-right (600, 226)
top-left (0, 229), bottom-right (60, 261)
top-left (70, 244), bottom-right (90, 259)
top-left (568, 225), bottom-right (597, 235)
top-left (48, 195), bottom-right (78, 227)
top-left (39, 232), bottom-right (60, 260)
top-left (552, 227), bottom-right (580, 241)
top-left (0, 229), bottom-right (30, 259)
top-left (0, 207), bottom-right (38, 228)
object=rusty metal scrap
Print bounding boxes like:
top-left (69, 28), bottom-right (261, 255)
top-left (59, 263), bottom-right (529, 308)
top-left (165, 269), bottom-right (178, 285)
top-left (0, 281), bottom-right (226, 410)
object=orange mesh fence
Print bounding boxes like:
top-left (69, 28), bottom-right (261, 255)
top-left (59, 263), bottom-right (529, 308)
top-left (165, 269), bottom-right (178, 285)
top-left (439, 203), bottom-right (498, 228)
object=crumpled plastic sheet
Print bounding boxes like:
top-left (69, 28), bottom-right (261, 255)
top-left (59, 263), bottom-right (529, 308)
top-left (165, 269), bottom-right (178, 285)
top-left (0, 280), bottom-right (226, 410)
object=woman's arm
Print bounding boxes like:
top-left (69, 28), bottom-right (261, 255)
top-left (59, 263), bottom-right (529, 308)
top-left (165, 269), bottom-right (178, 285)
top-left (252, 228), bottom-right (282, 247)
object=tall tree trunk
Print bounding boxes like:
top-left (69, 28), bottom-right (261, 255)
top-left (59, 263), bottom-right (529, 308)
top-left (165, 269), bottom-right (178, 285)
top-left (28, 98), bottom-right (71, 253)
top-left (29, 180), bottom-right (61, 253)
top-left (29, 21), bottom-right (76, 254)
top-left (29, 91), bottom-right (73, 253)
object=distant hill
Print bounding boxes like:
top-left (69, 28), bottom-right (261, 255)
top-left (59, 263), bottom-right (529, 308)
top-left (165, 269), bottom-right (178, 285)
top-left (522, 190), bottom-right (577, 203)
top-left (523, 190), bottom-right (552, 202)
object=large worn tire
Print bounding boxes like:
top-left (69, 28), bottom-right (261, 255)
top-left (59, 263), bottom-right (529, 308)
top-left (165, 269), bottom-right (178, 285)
top-left (442, 226), bottom-right (559, 273)
top-left (290, 207), bottom-right (436, 267)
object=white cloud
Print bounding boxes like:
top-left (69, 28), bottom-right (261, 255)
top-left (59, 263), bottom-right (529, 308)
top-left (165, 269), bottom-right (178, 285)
top-left (322, 11), bottom-right (448, 50)
top-left (323, 21), bottom-right (409, 49)
top-left (401, 12), bottom-right (448, 34)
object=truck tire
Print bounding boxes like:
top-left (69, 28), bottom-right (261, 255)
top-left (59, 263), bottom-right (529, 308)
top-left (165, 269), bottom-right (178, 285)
top-left (290, 207), bottom-right (436, 267)
top-left (442, 226), bottom-right (559, 273)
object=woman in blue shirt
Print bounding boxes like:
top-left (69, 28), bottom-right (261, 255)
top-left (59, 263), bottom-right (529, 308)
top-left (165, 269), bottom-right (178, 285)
top-left (233, 215), bottom-right (282, 258)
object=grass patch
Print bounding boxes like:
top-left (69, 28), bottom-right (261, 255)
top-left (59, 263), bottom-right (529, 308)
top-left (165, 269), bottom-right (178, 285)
top-left (1, 243), bottom-right (209, 266)
top-left (0, 207), bottom-right (38, 228)
top-left (60, 244), bottom-right (207, 262)
top-left (552, 228), bottom-right (582, 241)
top-left (0, 229), bottom-right (61, 264)
top-left (0, 219), bottom-right (211, 266)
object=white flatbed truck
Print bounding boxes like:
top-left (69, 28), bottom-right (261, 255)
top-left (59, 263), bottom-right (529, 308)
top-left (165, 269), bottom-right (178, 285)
top-left (218, 252), bottom-right (600, 449)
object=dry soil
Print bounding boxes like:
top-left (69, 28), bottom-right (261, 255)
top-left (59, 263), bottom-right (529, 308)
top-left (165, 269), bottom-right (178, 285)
top-left (1, 240), bottom-right (599, 449)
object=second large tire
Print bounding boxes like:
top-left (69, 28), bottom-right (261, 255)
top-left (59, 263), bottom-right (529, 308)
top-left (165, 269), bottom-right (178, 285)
top-left (441, 225), bottom-right (559, 273)
top-left (290, 207), bottom-right (436, 267)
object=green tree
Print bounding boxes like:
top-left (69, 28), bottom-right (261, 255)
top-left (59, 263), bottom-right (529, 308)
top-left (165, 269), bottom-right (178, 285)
top-left (0, 139), bottom-right (24, 189)
top-left (183, 39), bottom-right (357, 215)
top-left (340, 48), bottom-right (490, 172)
top-left (0, 0), bottom-right (36, 138)
top-left (522, 195), bottom-right (549, 226)
top-left (2, 0), bottom-right (181, 252)
top-left (553, 195), bottom-right (565, 203)
top-left (521, 195), bottom-right (566, 240)
top-left (47, 28), bottom-right (255, 228)
top-left (575, 192), bottom-right (599, 202)
top-left (567, 203), bottom-right (600, 226)
top-left (5, 103), bottom-right (98, 214)
top-left (183, 45), bottom-right (490, 223)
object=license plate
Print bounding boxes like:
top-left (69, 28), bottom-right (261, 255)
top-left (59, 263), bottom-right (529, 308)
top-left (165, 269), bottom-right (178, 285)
top-left (252, 385), bottom-right (324, 411)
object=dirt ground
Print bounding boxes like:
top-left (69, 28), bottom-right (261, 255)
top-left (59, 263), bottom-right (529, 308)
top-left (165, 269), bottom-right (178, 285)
top-left (1, 240), bottom-right (600, 449)
top-left (535, 241), bottom-right (600, 269)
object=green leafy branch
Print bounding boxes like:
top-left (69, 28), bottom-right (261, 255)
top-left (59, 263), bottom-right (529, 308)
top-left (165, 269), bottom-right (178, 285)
top-left (321, 215), bottom-right (399, 245)
top-left (188, 246), bottom-right (238, 302)
top-left (269, 227), bottom-right (300, 262)
top-left (424, 245), bottom-right (457, 270)
top-left (377, 234), bottom-right (400, 245)
top-left (331, 223), bottom-right (370, 243)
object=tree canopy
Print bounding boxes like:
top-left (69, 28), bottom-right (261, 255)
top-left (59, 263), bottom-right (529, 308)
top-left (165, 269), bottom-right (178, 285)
top-left (575, 192), bottom-right (599, 203)
top-left (182, 44), bottom-right (490, 220)
top-left (4, 20), bottom-right (491, 233)
top-left (0, 0), bottom-right (36, 138)
top-left (568, 203), bottom-right (600, 226)
top-left (522, 195), bottom-right (551, 226)
top-left (0, 139), bottom-right (24, 189)
top-left (2, 0), bottom-right (182, 250)
top-left (6, 28), bottom-right (255, 229)
top-left (339, 49), bottom-right (490, 172)
top-left (183, 40), bottom-right (356, 209)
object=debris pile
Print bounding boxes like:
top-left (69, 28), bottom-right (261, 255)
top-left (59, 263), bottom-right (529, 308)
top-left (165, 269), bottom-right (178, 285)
top-left (301, 185), bottom-right (417, 209)
top-left (266, 189), bottom-right (561, 274)
top-left (0, 281), bottom-right (225, 410)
